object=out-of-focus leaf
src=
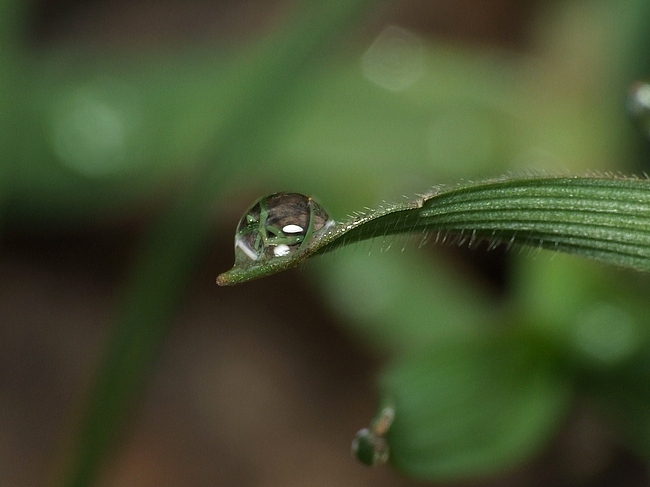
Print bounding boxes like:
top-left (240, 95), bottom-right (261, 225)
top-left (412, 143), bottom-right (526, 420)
top-left (381, 333), bottom-right (570, 480)
top-left (514, 253), bottom-right (650, 367)
top-left (311, 250), bottom-right (495, 352)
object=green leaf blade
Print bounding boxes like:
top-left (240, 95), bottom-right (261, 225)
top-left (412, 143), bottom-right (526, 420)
top-left (217, 176), bottom-right (650, 285)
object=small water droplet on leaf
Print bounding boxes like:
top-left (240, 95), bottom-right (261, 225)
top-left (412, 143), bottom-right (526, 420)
top-left (628, 81), bottom-right (650, 137)
top-left (352, 404), bottom-right (394, 466)
top-left (234, 193), bottom-right (333, 266)
top-left (352, 428), bottom-right (390, 466)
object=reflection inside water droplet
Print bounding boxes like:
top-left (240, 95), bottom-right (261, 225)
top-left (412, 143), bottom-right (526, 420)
top-left (50, 81), bottom-right (142, 178)
top-left (273, 244), bottom-right (291, 257)
top-left (234, 193), bottom-right (333, 265)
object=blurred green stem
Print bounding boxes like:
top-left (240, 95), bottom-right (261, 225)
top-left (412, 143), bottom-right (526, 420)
top-left (0, 0), bottom-right (28, 232)
top-left (52, 1), bottom-right (378, 486)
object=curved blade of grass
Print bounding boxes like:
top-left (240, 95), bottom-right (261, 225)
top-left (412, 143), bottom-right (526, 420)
top-left (217, 175), bottom-right (650, 285)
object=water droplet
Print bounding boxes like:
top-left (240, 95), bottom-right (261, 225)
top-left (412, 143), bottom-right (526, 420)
top-left (627, 81), bottom-right (650, 137)
top-left (352, 428), bottom-right (389, 466)
top-left (234, 193), bottom-right (333, 265)
top-left (352, 404), bottom-right (394, 466)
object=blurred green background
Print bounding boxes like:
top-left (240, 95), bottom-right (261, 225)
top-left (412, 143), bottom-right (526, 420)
top-left (3, 0), bottom-right (650, 486)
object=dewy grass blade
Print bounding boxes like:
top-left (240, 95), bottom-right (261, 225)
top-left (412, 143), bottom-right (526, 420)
top-left (217, 176), bottom-right (650, 285)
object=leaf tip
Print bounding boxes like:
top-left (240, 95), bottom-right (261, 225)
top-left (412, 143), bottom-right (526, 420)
top-left (216, 271), bottom-right (233, 286)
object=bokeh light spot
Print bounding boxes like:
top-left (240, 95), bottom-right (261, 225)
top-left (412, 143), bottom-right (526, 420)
top-left (573, 304), bottom-right (638, 365)
top-left (361, 25), bottom-right (425, 93)
top-left (51, 83), bottom-right (141, 178)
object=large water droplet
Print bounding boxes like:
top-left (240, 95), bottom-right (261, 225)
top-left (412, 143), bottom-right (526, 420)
top-left (234, 193), bottom-right (333, 265)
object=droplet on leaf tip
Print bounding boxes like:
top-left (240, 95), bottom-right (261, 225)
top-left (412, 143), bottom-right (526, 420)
top-left (352, 428), bottom-right (389, 466)
top-left (233, 193), bottom-right (333, 266)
